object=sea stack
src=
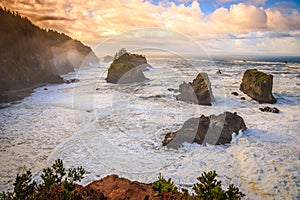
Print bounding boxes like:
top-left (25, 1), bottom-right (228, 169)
top-left (240, 69), bottom-right (276, 104)
top-left (106, 53), bottom-right (149, 84)
top-left (176, 72), bottom-right (214, 106)
top-left (163, 112), bottom-right (247, 149)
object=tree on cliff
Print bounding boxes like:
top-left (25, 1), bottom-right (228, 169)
top-left (113, 48), bottom-right (127, 60)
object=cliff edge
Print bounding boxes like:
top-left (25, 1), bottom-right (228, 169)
top-left (0, 7), bottom-right (98, 103)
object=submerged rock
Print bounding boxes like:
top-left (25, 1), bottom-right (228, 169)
top-left (106, 53), bottom-right (149, 84)
top-left (176, 73), bottom-right (214, 105)
top-left (240, 69), bottom-right (276, 104)
top-left (231, 92), bottom-right (239, 96)
top-left (259, 106), bottom-right (279, 113)
top-left (168, 88), bottom-right (179, 93)
top-left (162, 112), bottom-right (247, 149)
top-left (64, 78), bottom-right (79, 84)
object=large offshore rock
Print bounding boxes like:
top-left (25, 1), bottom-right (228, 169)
top-left (106, 53), bottom-right (149, 84)
top-left (162, 112), bottom-right (247, 149)
top-left (240, 69), bottom-right (276, 104)
top-left (176, 73), bottom-right (214, 105)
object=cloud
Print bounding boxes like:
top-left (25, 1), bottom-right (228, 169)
top-left (210, 3), bottom-right (268, 32)
top-left (266, 8), bottom-right (300, 30)
top-left (37, 16), bottom-right (73, 21)
top-left (172, 0), bottom-right (195, 3)
top-left (0, 0), bottom-right (299, 55)
top-left (217, 0), bottom-right (266, 6)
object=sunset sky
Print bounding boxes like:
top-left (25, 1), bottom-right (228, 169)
top-left (1, 0), bottom-right (300, 56)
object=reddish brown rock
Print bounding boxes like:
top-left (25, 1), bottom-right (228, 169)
top-left (86, 175), bottom-right (155, 200)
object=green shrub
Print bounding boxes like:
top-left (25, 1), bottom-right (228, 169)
top-left (193, 171), bottom-right (224, 199)
top-left (224, 184), bottom-right (245, 200)
top-left (193, 170), bottom-right (245, 200)
top-left (0, 159), bottom-right (85, 200)
top-left (152, 171), bottom-right (245, 200)
top-left (0, 170), bottom-right (36, 200)
top-left (152, 173), bottom-right (178, 196)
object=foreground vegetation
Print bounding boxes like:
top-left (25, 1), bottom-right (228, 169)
top-left (152, 171), bottom-right (245, 200)
top-left (1, 159), bottom-right (245, 200)
top-left (0, 159), bottom-right (85, 200)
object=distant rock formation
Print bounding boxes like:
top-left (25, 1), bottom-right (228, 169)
top-left (0, 7), bottom-right (98, 103)
top-left (176, 73), bottom-right (214, 106)
top-left (106, 52), bottom-right (150, 84)
top-left (102, 55), bottom-right (113, 63)
top-left (240, 69), bottom-right (276, 104)
top-left (163, 112), bottom-right (247, 149)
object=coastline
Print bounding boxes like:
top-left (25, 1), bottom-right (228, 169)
top-left (0, 83), bottom-right (59, 107)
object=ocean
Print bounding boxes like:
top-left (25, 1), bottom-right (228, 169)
top-left (0, 55), bottom-right (299, 199)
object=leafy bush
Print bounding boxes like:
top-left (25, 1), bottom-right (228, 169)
top-left (152, 171), bottom-right (245, 200)
top-left (224, 184), bottom-right (245, 200)
top-left (0, 170), bottom-right (36, 200)
top-left (152, 173), bottom-right (179, 196)
top-left (193, 170), bottom-right (245, 200)
top-left (193, 170), bottom-right (224, 199)
top-left (0, 159), bottom-right (85, 200)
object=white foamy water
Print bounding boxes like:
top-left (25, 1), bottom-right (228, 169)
top-left (0, 56), bottom-right (299, 199)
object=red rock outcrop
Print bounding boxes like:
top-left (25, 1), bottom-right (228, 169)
top-left (85, 175), bottom-right (156, 200)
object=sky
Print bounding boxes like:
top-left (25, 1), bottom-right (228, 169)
top-left (1, 0), bottom-right (300, 56)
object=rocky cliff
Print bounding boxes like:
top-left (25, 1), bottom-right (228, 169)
top-left (0, 7), bottom-right (98, 103)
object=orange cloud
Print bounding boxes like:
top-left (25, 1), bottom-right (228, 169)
top-left (211, 3), bottom-right (268, 32)
top-left (1, 0), bottom-right (299, 55)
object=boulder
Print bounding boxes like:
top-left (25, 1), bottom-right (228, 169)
top-left (106, 53), bottom-right (149, 84)
top-left (162, 112), bottom-right (247, 149)
top-left (176, 73), bottom-right (214, 106)
top-left (240, 69), bottom-right (276, 104)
